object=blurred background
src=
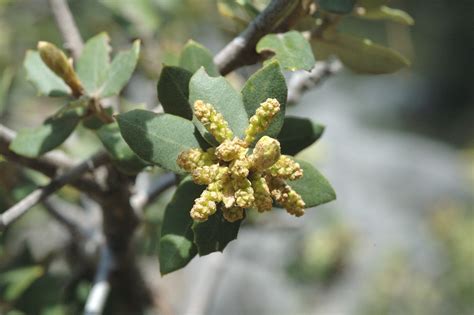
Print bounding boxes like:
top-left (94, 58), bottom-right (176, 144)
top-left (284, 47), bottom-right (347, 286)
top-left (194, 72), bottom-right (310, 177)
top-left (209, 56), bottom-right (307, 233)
top-left (0, 0), bottom-right (472, 314)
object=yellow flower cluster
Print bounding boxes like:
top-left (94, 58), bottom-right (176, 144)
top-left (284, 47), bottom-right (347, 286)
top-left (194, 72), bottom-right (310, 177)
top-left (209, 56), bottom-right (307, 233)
top-left (177, 98), bottom-right (305, 222)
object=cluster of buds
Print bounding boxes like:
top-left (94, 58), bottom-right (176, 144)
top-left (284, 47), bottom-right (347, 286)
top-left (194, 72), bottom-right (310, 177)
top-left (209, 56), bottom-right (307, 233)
top-left (177, 98), bottom-right (305, 222)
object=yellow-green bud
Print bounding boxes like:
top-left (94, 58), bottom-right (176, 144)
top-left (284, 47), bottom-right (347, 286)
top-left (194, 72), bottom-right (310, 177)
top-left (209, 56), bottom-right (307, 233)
top-left (249, 136), bottom-right (281, 172)
top-left (190, 183), bottom-right (224, 221)
top-left (177, 148), bottom-right (216, 172)
top-left (267, 155), bottom-right (303, 181)
top-left (244, 98), bottom-right (280, 145)
top-left (38, 41), bottom-right (83, 97)
top-left (233, 177), bottom-right (255, 208)
top-left (222, 206), bottom-right (245, 222)
top-left (215, 137), bottom-right (247, 161)
top-left (229, 157), bottom-right (251, 178)
top-left (251, 175), bottom-right (273, 212)
top-left (192, 164), bottom-right (220, 185)
top-left (268, 177), bottom-right (305, 217)
top-left (194, 100), bottom-right (233, 143)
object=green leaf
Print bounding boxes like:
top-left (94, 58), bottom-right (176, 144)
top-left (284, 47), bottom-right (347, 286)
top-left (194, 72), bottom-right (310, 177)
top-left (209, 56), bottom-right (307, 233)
top-left (116, 110), bottom-right (208, 174)
top-left (179, 40), bottom-right (219, 76)
top-left (10, 108), bottom-right (83, 158)
top-left (318, 0), bottom-right (356, 14)
top-left (159, 178), bottom-right (202, 275)
top-left (23, 51), bottom-right (70, 97)
top-left (98, 40), bottom-right (140, 98)
top-left (189, 68), bottom-right (248, 144)
top-left (96, 122), bottom-right (149, 174)
top-left (288, 160), bottom-right (336, 208)
top-left (277, 117), bottom-right (325, 155)
top-left (0, 266), bottom-right (43, 301)
top-left (312, 33), bottom-right (410, 74)
top-left (257, 31), bottom-right (315, 71)
top-left (192, 208), bottom-right (243, 256)
top-left (355, 6), bottom-right (414, 25)
top-left (77, 33), bottom-right (111, 95)
top-left (241, 61), bottom-right (287, 143)
top-left (157, 66), bottom-right (193, 120)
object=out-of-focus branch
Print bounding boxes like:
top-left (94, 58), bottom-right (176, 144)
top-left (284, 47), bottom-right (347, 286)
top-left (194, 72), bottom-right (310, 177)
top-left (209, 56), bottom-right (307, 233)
top-left (287, 59), bottom-right (343, 104)
top-left (214, 0), bottom-right (300, 75)
top-left (131, 173), bottom-right (176, 212)
top-left (49, 0), bottom-right (83, 59)
top-left (43, 198), bottom-right (84, 238)
top-left (0, 124), bottom-right (105, 194)
top-left (0, 151), bottom-right (108, 230)
top-left (84, 245), bottom-right (114, 315)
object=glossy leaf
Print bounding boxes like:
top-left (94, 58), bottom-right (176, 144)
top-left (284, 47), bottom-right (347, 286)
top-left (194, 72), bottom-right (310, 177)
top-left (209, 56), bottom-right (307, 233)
top-left (77, 33), bottom-right (111, 95)
top-left (23, 51), bottom-right (70, 96)
top-left (116, 110), bottom-right (208, 174)
top-left (10, 108), bottom-right (83, 158)
top-left (312, 33), bottom-right (410, 74)
top-left (99, 40), bottom-right (140, 98)
top-left (189, 68), bottom-right (248, 144)
top-left (257, 31), bottom-right (315, 71)
top-left (157, 66), bottom-right (193, 119)
top-left (96, 123), bottom-right (149, 174)
top-left (277, 116), bottom-right (325, 155)
top-left (241, 61), bottom-right (287, 142)
top-left (179, 40), bottom-right (219, 76)
top-left (356, 6), bottom-right (414, 25)
top-left (192, 207), bottom-right (243, 256)
top-left (288, 160), bottom-right (336, 208)
top-left (159, 178), bottom-right (202, 275)
top-left (318, 0), bottom-right (356, 14)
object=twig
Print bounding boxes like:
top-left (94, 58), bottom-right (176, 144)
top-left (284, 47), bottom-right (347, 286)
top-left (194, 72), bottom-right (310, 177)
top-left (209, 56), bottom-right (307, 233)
top-left (131, 172), bottom-right (176, 212)
top-left (287, 59), bottom-right (343, 104)
top-left (43, 197), bottom-right (85, 238)
top-left (0, 151), bottom-right (108, 230)
top-left (0, 124), bottom-right (105, 194)
top-left (49, 0), bottom-right (84, 59)
top-left (84, 245), bottom-right (114, 315)
top-left (214, 0), bottom-right (300, 75)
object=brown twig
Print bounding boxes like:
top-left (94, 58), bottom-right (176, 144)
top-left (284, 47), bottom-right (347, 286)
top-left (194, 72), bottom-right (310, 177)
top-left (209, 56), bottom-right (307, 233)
top-left (214, 0), bottom-right (301, 75)
top-left (0, 151), bottom-right (108, 230)
top-left (48, 0), bottom-right (84, 59)
top-left (287, 59), bottom-right (343, 104)
top-left (0, 124), bottom-right (105, 194)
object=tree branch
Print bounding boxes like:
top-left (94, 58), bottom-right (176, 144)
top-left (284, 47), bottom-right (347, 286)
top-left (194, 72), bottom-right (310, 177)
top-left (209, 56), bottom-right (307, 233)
top-left (287, 59), bottom-right (343, 104)
top-left (0, 151), bottom-right (108, 230)
top-left (48, 0), bottom-right (84, 59)
top-left (0, 124), bottom-right (105, 194)
top-left (214, 0), bottom-right (300, 75)
top-left (131, 172), bottom-right (176, 212)
top-left (84, 244), bottom-right (114, 315)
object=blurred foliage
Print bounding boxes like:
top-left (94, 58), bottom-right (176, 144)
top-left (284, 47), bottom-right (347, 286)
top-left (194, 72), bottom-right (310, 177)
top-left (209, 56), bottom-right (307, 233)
top-left (0, 0), bottom-right (472, 313)
top-left (287, 216), bottom-right (354, 284)
top-left (359, 203), bottom-right (474, 315)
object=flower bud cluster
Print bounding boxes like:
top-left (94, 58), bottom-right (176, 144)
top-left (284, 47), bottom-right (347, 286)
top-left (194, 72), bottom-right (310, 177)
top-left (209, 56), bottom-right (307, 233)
top-left (194, 100), bottom-right (233, 143)
top-left (179, 99), bottom-right (305, 222)
top-left (244, 98), bottom-right (280, 145)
